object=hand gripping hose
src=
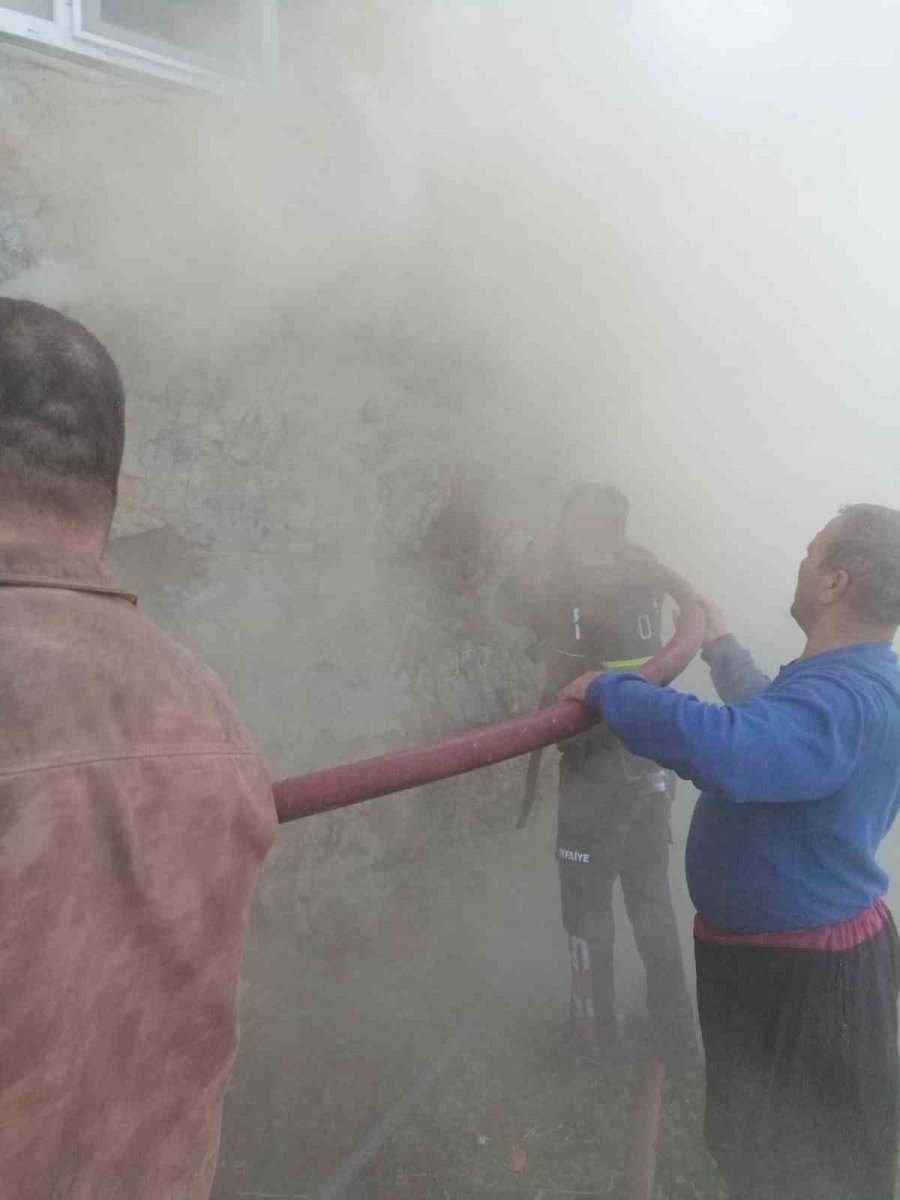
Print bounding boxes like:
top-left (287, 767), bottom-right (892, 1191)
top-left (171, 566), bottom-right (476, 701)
top-left (273, 570), bottom-right (705, 824)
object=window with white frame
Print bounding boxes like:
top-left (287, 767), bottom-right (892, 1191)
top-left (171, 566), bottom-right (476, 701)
top-left (0, 0), bottom-right (276, 91)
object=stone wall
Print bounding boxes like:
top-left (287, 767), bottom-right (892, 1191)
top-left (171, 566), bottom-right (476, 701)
top-left (0, 37), bottom-right (568, 948)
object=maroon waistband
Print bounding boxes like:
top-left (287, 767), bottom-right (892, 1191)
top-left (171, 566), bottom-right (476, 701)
top-left (694, 897), bottom-right (889, 952)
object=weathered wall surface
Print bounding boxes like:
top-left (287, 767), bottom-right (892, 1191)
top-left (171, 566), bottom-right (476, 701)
top-left (0, 35), bottom-right (571, 951)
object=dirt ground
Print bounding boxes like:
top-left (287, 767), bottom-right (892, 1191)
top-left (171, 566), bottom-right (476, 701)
top-left (212, 790), bottom-right (900, 1200)
top-left (212, 791), bottom-right (725, 1200)
top-left (363, 992), bottom-right (725, 1200)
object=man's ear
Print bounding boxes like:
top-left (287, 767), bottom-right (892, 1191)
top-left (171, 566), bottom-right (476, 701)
top-left (822, 568), bottom-right (852, 606)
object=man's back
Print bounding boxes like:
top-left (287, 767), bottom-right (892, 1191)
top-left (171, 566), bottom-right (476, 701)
top-left (0, 543), bottom-right (277, 1200)
top-left (686, 639), bottom-right (900, 930)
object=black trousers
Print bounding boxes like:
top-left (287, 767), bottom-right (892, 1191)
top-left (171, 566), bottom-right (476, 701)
top-left (559, 822), bottom-right (694, 1046)
top-left (696, 916), bottom-right (900, 1200)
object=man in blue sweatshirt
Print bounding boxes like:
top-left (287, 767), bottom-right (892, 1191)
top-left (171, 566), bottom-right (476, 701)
top-left (560, 504), bottom-right (900, 1200)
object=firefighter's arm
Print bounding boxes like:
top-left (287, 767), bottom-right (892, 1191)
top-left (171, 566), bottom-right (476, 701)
top-left (620, 544), bottom-right (674, 591)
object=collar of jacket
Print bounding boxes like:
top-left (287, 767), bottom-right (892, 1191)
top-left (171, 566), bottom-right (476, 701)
top-left (0, 542), bottom-right (138, 606)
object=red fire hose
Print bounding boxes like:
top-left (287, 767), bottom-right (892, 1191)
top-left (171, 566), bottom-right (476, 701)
top-left (274, 571), bottom-right (705, 824)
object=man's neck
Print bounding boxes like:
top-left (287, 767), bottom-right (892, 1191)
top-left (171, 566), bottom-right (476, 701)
top-left (0, 515), bottom-right (105, 561)
top-left (802, 618), bottom-right (896, 659)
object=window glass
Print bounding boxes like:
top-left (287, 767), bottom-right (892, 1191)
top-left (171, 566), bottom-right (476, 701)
top-left (81, 0), bottom-right (246, 68)
top-left (2, 1), bottom-right (54, 19)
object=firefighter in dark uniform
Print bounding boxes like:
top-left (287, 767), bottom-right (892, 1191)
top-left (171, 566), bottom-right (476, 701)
top-left (496, 484), bottom-right (698, 1068)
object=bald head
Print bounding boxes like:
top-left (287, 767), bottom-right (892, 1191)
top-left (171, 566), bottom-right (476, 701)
top-left (0, 299), bottom-right (124, 535)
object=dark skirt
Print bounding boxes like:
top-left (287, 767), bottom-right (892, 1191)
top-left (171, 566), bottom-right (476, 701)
top-left (695, 915), bottom-right (900, 1200)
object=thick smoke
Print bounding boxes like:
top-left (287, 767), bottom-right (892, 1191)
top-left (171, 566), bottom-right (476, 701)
top-left (4, 1), bottom-right (900, 1193)
top-left (10, 2), bottom-right (899, 627)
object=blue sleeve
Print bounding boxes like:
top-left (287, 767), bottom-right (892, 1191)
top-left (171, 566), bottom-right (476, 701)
top-left (583, 669), bottom-right (866, 803)
top-left (701, 634), bottom-right (771, 703)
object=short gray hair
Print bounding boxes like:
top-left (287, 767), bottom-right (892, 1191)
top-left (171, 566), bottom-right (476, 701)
top-left (0, 298), bottom-right (124, 528)
top-left (824, 504), bottom-right (900, 625)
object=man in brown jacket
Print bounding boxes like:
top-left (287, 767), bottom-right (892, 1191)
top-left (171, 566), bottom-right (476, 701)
top-left (0, 299), bottom-right (277, 1199)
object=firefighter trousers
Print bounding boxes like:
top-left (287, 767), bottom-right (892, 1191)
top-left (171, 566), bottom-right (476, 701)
top-left (559, 828), bottom-right (694, 1049)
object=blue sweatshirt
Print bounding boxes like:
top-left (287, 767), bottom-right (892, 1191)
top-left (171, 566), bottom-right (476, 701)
top-left (584, 638), bottom-right (900, 931)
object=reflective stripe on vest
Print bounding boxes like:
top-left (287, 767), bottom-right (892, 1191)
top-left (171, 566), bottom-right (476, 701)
top-left (603, 655), bottom-right (652, 670)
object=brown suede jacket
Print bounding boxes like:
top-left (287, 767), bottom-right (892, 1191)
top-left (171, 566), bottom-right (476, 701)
top-left (0, 544), bottom-right (277, 1200)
